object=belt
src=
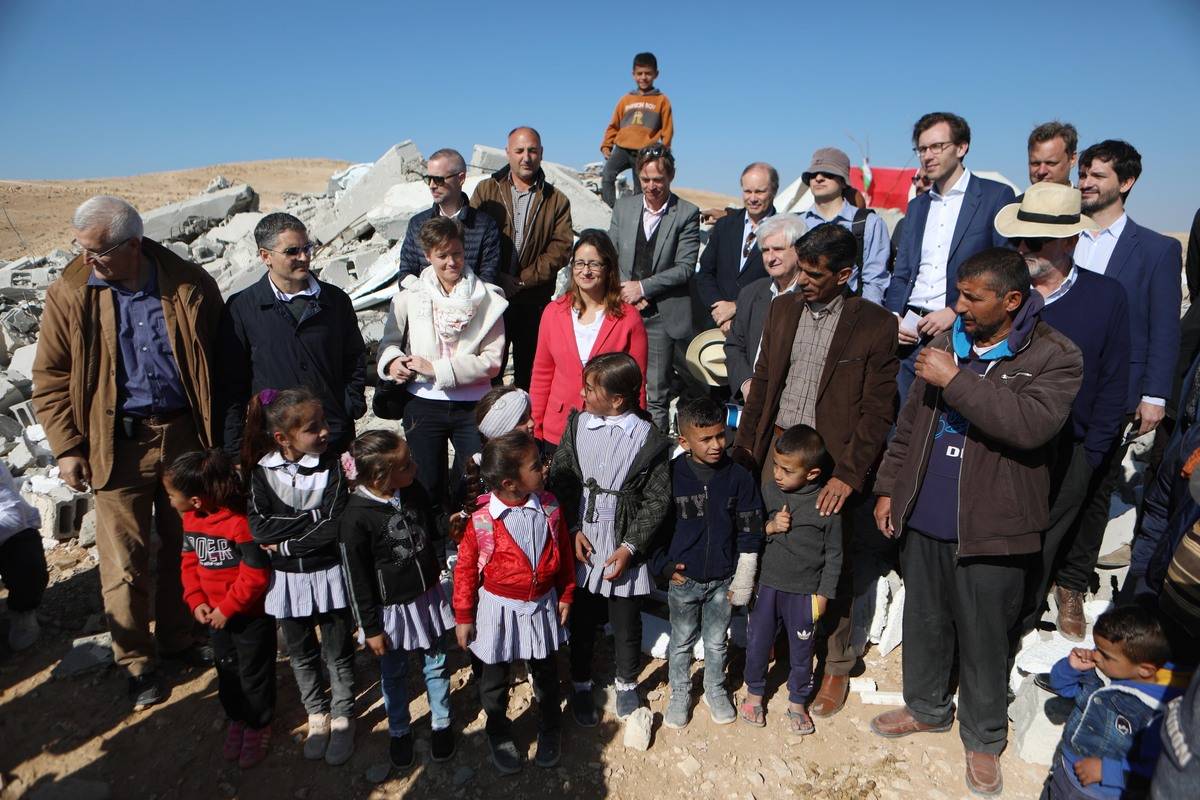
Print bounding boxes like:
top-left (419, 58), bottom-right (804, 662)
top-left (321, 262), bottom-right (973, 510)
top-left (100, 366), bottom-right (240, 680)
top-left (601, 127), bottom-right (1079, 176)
top-left (116, 408), bottom-right (189, 439)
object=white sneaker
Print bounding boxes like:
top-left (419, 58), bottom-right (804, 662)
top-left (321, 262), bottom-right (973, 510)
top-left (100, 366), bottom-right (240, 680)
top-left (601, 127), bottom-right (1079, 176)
top-left (303, 713), bottom-right (330, 760)
top-left (325, 716), bottom-right (355, 766)
top-left (8, 610), bottom-right (39, 651)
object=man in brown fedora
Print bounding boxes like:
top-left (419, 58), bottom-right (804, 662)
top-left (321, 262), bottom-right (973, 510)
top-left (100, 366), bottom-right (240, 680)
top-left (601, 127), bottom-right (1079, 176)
top-left (732, 223), bottom-right (898, 718)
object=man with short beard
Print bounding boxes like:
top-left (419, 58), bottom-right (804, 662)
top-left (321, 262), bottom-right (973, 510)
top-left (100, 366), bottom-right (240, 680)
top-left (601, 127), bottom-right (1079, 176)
top-left (991, 183), bottom-right (1130, 638)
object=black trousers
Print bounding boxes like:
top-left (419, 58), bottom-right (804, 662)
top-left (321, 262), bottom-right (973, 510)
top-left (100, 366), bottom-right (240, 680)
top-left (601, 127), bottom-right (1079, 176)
top-left (0, 528), bottom-right (48, 612)
top-left (569, 589), bottom-right (643, 685)
top-left (503, 283), bottom-right (554, 390)
top-left (1023, 438), bottom-right (1097, 630)
top-left (900, 530), bottom-right (1028, 754)
top-left (477, 656), bottom-right (561, 737)
top-left (1058, 425), bottom-right (1130, 593)
top-left (212, 614), bottom-right (277, 729)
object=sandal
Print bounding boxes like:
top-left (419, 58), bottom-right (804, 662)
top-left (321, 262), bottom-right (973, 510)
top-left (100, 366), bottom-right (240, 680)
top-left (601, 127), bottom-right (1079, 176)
top-left (786, 708), bottom-right (815, 735)
top-left (738, 699), bottom-right (766, 727)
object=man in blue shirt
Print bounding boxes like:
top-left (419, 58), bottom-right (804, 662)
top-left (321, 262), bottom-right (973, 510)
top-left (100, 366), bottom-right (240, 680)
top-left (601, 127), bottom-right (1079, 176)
top-left (798, 148), bottom-right (890, 305)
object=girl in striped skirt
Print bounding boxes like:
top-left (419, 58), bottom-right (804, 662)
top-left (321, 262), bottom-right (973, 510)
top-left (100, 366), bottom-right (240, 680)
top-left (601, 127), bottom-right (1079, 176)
top-left (244, 388), bottom-right (356, 766)
top-left (452, 431), bottom-right (576, 775)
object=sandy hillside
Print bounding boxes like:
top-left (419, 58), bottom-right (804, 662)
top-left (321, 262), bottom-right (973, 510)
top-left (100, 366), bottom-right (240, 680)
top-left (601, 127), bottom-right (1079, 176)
top-left (0, 159), bottom-right (349, 259)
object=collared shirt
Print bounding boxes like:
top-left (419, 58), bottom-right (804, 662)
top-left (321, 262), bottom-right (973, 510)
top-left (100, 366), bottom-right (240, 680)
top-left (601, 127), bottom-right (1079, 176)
top-left (908, 168), bottom-right (973, 311)
top-left (1041, 266), bottom-right (1079, 306)
top-left (488, 492), bottom-right (548, 568)
top-left (750, 280), bottom-right (799, 371)
top-left (510, 183), bottom-right (536, 262)
top-left (583, 411), bottom-right (640, 436)
top-left (88, 265), bottom-right (188, 417)
top-left (776, 294), bottom-right (845, 428)
top-left (739, 213), bottom-right (760, 273)
top-left (1074, 213), bottom-right (1128, 276)
top-left (801, 199), bottom-right (892, 305)
top-left (268, 274), bottom-right (321, 303)
top-left (642, 196), bottom-right (670, 240)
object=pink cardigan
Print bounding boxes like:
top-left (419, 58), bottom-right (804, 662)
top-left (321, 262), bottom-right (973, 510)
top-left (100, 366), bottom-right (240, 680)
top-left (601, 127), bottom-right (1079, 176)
top-left (529, 294), bottom-right (648, 445)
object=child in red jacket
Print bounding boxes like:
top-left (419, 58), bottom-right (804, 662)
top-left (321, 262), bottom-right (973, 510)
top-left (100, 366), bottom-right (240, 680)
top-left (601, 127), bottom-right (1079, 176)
top-left (167, 449), bottom-right (274, 769)
top-left (453, 430), bottom-right (575, 776)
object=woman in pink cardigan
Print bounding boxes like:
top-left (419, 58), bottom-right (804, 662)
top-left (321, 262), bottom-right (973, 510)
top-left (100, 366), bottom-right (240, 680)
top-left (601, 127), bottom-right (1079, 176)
top-left (530, 230), bottom-right (648, 448)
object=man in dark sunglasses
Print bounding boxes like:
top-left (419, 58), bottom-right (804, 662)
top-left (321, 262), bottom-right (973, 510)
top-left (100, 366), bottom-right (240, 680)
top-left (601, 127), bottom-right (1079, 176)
top-left (397, 148), bottom-right (500, 285)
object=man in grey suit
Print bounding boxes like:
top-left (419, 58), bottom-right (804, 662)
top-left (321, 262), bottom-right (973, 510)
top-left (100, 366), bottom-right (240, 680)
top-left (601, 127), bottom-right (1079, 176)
top-left (609, 144), bottom-right (702, 430)
top-left (724, 214), bottom-right (807, 404)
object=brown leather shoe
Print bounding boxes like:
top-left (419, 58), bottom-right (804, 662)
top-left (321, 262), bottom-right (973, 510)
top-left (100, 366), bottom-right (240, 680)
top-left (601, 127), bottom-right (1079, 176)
top-left (810, 674), bottom-right (850, 717)
top-left (964, 750), bottom-right (1003, 796)
top-left (1055, 585), bottom-right (1086, 641)
top-left (869, 707), bottom-right (953, 738)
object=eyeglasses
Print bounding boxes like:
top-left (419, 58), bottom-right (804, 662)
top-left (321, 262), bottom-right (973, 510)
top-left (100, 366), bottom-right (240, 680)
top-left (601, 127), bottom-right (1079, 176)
top-left (423, 173), bottom-right (461, 187)
top-left (640, 144), bottom-right (668, 160)
top-left (572, 259), bottom-right (607, 272)
top-left (266, 243), bottom-right (316, 258)
top-left (912, 141), bottom-right (955, 156)
top-left (1010, 237), bottom-right (1051, 253)
top-left (70, 237), bottom-right (131, 261)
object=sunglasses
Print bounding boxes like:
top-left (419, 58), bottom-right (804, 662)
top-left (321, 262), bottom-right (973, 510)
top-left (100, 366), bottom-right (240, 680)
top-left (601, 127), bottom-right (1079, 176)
top-left (423, 173), bottom-right (461, 187)
top-left (1010, 237), bottom-right (1051, 253)
top-left (266, 243), bottom-right (316, 258)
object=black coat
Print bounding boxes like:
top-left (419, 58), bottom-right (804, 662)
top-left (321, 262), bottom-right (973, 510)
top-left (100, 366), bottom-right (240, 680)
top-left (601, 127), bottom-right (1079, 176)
top-left (338, 485), bottom-right (442, 638)
top-left (217, 274), bottom-right (366, 452)
top-left (694, 208), bottom-right (773, 311)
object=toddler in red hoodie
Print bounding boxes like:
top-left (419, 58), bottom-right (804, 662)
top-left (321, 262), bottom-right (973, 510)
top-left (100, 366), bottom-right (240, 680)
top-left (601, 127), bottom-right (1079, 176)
top-left (167, 449), bottom-right (274, 769)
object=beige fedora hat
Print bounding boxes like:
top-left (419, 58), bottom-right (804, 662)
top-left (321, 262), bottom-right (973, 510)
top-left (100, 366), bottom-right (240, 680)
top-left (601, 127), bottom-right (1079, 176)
top-left (994, 182), bottom-right (1096, 238)
top-left (684, 329), bottom-right (728, 387)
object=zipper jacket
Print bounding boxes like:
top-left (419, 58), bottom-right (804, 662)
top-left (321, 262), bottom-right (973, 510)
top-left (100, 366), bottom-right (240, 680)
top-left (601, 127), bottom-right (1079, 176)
top-left (249, 451), bottom-right (348, 573)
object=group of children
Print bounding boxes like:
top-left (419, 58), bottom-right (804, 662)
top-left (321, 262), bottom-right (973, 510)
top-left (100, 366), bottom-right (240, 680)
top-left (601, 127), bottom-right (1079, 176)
top-left (171, 352), bottom-right (1187, 793)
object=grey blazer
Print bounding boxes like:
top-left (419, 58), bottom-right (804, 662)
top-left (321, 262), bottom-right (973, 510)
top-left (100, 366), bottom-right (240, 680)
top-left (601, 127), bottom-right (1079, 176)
top-left (608, 194), bottom-right (702, 340)
top-left (724, 276), bottom-right (779, 399)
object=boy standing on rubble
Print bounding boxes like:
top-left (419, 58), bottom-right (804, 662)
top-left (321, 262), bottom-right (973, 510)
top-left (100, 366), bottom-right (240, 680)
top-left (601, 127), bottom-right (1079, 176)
top-left (599, 52), bottom-right (674, 207)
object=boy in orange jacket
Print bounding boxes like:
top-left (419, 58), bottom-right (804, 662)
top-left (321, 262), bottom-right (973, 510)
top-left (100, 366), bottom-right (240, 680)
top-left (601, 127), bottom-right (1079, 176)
top-left (599, 52), bottom-right (674, 207)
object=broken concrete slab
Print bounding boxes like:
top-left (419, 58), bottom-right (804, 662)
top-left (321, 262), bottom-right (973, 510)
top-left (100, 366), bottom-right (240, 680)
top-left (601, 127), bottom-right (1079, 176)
top-left (311, 141), bottom-right (424, 243)
top-left (208, 211), bottom-right (265, 245)
top-left (542, 163), bottom-right (612, 232)
top-left (204, 175), bottom-right (231, 193)
top-left (1010, 676), bottom-right (1064, 766)
top-left (327, 163), bottom-right (372, 198)
top-left (53, 632), bottom-right (114, 678)
top-left (7, 342), bottom-right (37, 380)
top-left (142, 183), bottom-right (260, 243)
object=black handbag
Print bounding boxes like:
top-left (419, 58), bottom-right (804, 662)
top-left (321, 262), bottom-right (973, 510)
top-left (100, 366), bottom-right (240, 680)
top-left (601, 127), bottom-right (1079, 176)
top-left (371, 378), bottom-right (411, 420)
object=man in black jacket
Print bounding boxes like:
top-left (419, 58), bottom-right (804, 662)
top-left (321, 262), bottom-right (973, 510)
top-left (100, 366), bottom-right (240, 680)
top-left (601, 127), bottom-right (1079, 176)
top-left (217, 213), bottom-right (367, 454)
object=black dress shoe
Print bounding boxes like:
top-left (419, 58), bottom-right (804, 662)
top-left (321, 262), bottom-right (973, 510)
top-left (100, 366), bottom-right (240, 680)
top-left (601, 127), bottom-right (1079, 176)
top-left (488, 735), bottom-right (522, 775)
top-left (162, 643), bottom-right (214, 669)
top-left (1033, 672), bottom-right (1056, 693)
top-left (129, 672), bottom-right (165, 710)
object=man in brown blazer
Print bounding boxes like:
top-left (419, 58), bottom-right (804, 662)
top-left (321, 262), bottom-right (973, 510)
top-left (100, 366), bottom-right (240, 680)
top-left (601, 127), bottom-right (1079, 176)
top-left (732, 222), bottom-right (899, 717)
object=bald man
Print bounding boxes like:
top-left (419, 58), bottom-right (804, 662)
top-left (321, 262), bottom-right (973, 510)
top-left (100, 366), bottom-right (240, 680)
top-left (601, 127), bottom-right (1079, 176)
top-left (471, 127), bottom-right (574, 388)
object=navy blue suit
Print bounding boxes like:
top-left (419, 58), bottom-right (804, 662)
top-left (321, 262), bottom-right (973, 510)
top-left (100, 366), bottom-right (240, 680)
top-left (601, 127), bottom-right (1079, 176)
top-left (1089, 218), bottom-right (1182, 413)
top-left (695, 208), bottom-right (771, 315)
top-left (884, 174), bottom-right (1015, 313)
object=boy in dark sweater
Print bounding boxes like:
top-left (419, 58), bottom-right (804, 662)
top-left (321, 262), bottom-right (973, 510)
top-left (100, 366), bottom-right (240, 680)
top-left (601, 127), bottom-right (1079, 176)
top-left (652, 398), bottom-right (763, 729)
top-left (739, 425), bottom-right (842, 735)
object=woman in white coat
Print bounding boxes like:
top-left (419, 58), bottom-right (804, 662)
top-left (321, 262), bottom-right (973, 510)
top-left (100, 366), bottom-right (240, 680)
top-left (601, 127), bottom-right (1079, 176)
top-left (376, 217), bottom-right (507, 510)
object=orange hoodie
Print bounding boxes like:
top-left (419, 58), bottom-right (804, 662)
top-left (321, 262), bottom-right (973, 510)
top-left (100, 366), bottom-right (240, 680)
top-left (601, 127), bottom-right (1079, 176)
top-left (601, 88), bottom-right (673, 152)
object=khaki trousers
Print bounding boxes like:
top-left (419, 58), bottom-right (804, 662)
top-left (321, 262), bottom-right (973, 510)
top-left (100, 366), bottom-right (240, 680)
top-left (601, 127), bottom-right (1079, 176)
top-left (94, 414), bottom-right (200, 675)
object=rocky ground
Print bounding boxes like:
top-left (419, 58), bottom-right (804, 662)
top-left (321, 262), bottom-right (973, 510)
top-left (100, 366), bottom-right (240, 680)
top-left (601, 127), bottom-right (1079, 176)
top-left (0, 542), bottom-right (1050, 800)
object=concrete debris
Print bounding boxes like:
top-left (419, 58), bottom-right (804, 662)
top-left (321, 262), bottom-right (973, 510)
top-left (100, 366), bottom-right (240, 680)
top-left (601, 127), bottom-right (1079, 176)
top-left (623, 707), bottom-right (653, 751)
top-left (1009, 676), bottom-right (1066, 766)
top-left (327, 163), bottom-right (372, 198)
top-left (204, 175), bottom-right (232, 193)
top-left (7, 342), bottom-right (37, 381)
top-left (310, 141), bottom-right (424, 243)
top-left (142, 183), bottom-right (260, 243)
top-left (53, 631), bottom-right (114, 678)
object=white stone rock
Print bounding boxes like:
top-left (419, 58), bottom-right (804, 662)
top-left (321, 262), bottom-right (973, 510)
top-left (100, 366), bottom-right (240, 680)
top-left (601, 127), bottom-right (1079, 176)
top-left (311, 141), bottom-right (424, 243)
top-left (165, 241), bottom-right (190, 259)
top-left (1010, 676), bottom-right (1063, 766)
top-left (858, 690), bottom-right (905, 705)
top-left (8, 343), bottom-right (38, 381)
top-left (208, 212), bottom-right (266, 245)
top-left (142, 184), bottom-right (259, 242)
top-left (623, 707), bottom-right (653, 751)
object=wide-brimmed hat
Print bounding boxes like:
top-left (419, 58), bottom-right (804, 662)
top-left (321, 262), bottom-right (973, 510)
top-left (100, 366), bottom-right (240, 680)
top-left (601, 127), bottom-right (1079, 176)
top-left (802, 147), bottom-right (851, 185)
top-left (684, 329), bottom-right (728, 387)
top-left (994, 182), bottom-right (1096, 239)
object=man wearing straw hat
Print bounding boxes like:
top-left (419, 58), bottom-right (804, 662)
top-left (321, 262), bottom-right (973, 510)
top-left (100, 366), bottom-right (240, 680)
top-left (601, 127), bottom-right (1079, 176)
top-left (992, 183), bottom-right (1130, 639)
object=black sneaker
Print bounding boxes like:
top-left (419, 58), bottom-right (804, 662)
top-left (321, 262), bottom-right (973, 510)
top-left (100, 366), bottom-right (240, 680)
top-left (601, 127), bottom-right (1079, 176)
top-left (129, 672), bottom-right (165, 710)
top-left (615, 687), bottom-right (639, 718)
top-left (572, 688), bottom-right (598, 728)
top-left (534, 730), bottom-right (561, 768)
top-left (162, 643), bottom-right (214, 669)
top-left (431, 727), bottom-right (455, 762)
top-left (487, 735), bottom-right (522, 776)
top-left (389, 732), bottom-right (415, 770)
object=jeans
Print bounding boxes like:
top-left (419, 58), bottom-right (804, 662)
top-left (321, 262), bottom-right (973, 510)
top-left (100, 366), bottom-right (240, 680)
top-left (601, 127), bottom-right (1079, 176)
top-left (601, 147), bottom-right (641, 207)
top-left (212, 614), bottom-right (276, 729)
top-left (569, 589), bottom-right (643, 685)
top-left (900, 530), bottom-right (1028, 753)
top-left (279, 609), bottom-right (356, 718)
top-left (403, 396), bottom-right (482, 511)
top-left (478, 655), bottom-right (561, 737)
top-left (667, 576), bottom-right (731, 693)
top-left (379, 642), bottom-right (451, 736)
top-left (0, 528), bottom-right (48, 612)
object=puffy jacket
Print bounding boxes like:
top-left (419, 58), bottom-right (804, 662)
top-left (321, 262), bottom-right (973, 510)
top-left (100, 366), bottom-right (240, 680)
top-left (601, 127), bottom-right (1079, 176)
top-left (1127, 424), bottom-right (1200, 602)
top-left (452, 491), bottom-right (575, 624)
top-left (397, 203), bottom-right (501, 285)
top-left (338, 485), bottom-right (442, 639)
top-left (875, 302), bottom-right (1083, 557)
top-left (649, 456), bottom-right (764, 583)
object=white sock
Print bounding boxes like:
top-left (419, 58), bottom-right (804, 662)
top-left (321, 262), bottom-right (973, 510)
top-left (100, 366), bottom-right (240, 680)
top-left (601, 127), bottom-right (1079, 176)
top-left (615, 679), bottom-right (638, 692)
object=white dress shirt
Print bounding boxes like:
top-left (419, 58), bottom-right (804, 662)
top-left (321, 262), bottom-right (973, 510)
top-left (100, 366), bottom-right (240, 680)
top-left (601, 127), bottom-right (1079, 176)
top-left (1074, 213), bottom-right (1128, 276)
top-left (642, 197), bottom-right (669, 240)
top-left (739, 213), bottom-right (758, 273)
top-left (1041, 266), bottom-right (1079, 306)
top-left (907, 168), bottom-right (972, 311)
top-left (572, 309), bottom-right (605, 364)
top-left (269, 274), bottom-right (321, 302)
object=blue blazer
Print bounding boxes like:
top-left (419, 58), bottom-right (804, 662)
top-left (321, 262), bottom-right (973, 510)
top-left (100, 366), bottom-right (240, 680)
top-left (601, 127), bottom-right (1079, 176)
top-left (695, 207), bottom-right (772, 310)
top-left (1097, 218), bottom-right (1183, 412)
top-left (884, 174), bottom-right (1015, 313)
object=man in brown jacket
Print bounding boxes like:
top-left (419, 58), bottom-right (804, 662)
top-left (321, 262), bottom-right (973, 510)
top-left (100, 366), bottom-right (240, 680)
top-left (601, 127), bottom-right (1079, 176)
top-left (471, 126), bottom-right (573, 389)
top-left (732, 223), bottom-right (899, 718)
top-left (32, 195), bottom-right (223, 711)
top-left (869, 248), bottom-right (1082, 796)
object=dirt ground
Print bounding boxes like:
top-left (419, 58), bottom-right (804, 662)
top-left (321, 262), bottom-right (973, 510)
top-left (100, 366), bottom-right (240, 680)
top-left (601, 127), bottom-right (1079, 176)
top-left (0, 541), bottom-right (1052, 800)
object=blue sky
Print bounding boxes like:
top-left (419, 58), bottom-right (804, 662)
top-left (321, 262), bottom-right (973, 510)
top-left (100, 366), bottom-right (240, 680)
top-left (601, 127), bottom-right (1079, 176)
top-left (3, 0), bottom-right (1198, 231)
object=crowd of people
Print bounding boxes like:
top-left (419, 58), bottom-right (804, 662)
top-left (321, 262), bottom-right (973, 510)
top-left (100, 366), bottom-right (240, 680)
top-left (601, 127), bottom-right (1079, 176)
top-left (3, 49), bottom-right (1200, 798)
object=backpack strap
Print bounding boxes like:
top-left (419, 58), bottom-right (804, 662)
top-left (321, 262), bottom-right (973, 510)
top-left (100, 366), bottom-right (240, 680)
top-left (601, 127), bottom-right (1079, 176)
top-left (850, 207), bottom-right (874, 296)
